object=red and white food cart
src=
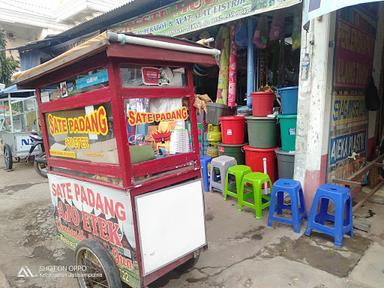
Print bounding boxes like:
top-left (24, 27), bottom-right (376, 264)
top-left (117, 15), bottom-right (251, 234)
top-left (14, 32), bottom-right (219, 288)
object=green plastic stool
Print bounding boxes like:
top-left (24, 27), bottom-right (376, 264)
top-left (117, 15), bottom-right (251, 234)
top-left (224, 165), bottom-right (252, 201)
top-left (239, 172), bottom-right (273, 219)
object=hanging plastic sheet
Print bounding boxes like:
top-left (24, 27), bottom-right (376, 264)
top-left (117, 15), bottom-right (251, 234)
top-left (216, 26), bottom-right (230, 105)
top-left (228, 24), bottom-right (237, 108)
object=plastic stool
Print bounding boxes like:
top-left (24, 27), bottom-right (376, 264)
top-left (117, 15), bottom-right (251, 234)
top-left (224, 165), bottom-right (252, 200)
top-left (305, 184), bottom-right (353, 247)
top-left (268, 179), bottom-right (307, 233)
top-left (210, 156), bottom-right (237, 193)
top-left (239, 172), bottom-right (272, 219)
top-left (200, 155), bottom-right (212, 192)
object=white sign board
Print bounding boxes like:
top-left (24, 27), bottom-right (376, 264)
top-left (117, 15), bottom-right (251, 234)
top-left (135, 180), bottom-right (206, 275)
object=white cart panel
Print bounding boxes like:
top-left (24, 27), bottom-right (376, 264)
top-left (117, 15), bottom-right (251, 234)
top-left (136, 180), bottom-right (206, 275)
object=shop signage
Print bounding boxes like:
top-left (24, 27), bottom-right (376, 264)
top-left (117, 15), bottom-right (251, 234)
top-left (329, 130), bottom-right (367, 166)
top-left (334, 14), bottom-right (376, 89)
top-left (47, 106), bottom-right (109, 136)
top-left (327, 6), bottom-right (376, 180)
top-left (332, 95), bottom-right (367, 127)
top-left (48, 174), bottom-right (140, 288)
top-left (46, 105), bottom-right (118, 164)
top-left (114, 0), bottom-right (301, 36)
top-left (303, 0), bottom-right (381, 24)
top-left (127, 107), bottom-right (189, 126)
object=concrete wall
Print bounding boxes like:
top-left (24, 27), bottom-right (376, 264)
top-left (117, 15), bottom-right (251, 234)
top-left (294, 13), bottom-right (336, 210)
top-left (295, 2), bottom-right (384, 210)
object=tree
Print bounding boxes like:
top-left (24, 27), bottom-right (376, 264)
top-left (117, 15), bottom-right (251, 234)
top-left (0, 30), bottom-right (19, 86)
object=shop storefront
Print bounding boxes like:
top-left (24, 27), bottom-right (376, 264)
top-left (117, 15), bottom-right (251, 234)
top-left (296, 0), bottom-right (384, 207)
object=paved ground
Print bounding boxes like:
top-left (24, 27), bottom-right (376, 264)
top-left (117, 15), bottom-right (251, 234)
top-left (0, 160), bottom-right (384, 288)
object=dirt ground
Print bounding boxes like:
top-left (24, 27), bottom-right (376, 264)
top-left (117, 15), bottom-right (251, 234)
top-left (0, 160), bottom-right (384, 288)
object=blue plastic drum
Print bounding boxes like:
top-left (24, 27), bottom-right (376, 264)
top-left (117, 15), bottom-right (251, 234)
top-left (278, 86), bottom-right (298, 115)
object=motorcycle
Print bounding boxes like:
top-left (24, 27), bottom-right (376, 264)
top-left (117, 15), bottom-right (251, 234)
top-left (27, 132), bottom-right (47, 178)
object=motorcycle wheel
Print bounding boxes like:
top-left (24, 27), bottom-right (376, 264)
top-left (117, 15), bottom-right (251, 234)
top-left (4, 145), bottom-right (13, 170)
top-left (34, 161), bottom-right (48, 178)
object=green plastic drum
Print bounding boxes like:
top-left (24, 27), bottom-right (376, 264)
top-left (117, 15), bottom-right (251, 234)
top-left (278, 114), bottom-right (297, 152)
top-left (218, 143), bottom-right (245, 164)
top-left (246, 116), bottom-right (277, 148)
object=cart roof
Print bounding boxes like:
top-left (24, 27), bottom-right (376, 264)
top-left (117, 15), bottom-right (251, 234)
top-left (14, 31), bottom-right (219, 88)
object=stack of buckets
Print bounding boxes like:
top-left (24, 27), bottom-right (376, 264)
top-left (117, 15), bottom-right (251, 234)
top-left (218, 116), bottom-right (246, 164)
top-left (244, 91), bottom-right (278, 183)
top-left (276, 86), bottom-right (299, 179)
top-left (206, 103), bottom-right (233, 157)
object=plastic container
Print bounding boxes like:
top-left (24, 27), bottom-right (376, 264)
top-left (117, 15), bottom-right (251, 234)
top-left (275, 148), bottom-right (295, 179)
top-left (279, 114), bottom-right (297, 152)
top-left (218, 143), bottom-right (245, 164)
top-left (278, 86), bottom-right (298, 114)
top-left (220, 116), bottom-right (246, 145)
top-left (207, 103), bottom-right (233, 125)
top-left (246, 116), bottom-right (277, 148)
top-left (206, 144), bottom-right (219, 158)
top-left (251, 91), bottom-right (275, 116)
top-left (243, 145), bottom-right (277, 183)
top-left (207, 124), bottom-right (222, 142)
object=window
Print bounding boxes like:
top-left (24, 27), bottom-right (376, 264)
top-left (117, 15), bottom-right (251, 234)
top-left (120, 64), bottom-right (186, 88)
top-left (40, 68), bottom-right (108, 102)
top-left (125, 97), bottom-right (192, 164)
top-left (0, 97), bottom-right (38, 133)
top-left (44, 103), bottom-right (118, 164)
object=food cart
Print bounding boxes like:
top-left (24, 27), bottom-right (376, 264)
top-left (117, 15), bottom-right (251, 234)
top-left (14, 32), bottom-right (219, 288)
top-left (0, 85), bottom-right (40, 170)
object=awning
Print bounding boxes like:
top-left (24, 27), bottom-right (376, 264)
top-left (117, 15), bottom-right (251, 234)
top-left (302, 0), bottom-right (382, 24)
top-left (112, 0), bottom-right (302, 37)
top-left (0, 85), bottom-right (35, 99)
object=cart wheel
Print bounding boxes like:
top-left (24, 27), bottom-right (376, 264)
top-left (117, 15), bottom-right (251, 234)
top-left (4, 145), bottom-right (13, 170)
top-left (175, 251), bottom-right (200, 273)
top-left (75, 239), bottom-right (122, 288)
top-left (15, 157), bottom-right (21, 163)
top-left (34, 162), bottom-right (48, 178)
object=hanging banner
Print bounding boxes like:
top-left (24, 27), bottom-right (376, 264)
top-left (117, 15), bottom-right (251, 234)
top-left (113, 0), bottom-right (301, 36)
top-left (303, 0), bottom-right (381, 24)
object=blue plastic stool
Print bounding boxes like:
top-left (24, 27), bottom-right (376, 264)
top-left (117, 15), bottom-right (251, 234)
top-left (200, 155), bottom-right (212, 192)
top-left (305, 184), bottom-right (353, 247)
top-left (268, 179), bottom-right (307, 233)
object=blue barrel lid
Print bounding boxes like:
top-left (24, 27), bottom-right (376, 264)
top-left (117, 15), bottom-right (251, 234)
top-left (278, 86), bottom-right (298, 91)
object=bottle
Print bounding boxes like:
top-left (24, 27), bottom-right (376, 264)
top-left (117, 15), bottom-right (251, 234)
top-left (301, 53), bottom-right (310, 81)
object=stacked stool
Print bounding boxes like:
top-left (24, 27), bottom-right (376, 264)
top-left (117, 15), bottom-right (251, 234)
top-left (239, 172), bottom-right (272, 219)
top-left (200, 155), bottom-right (212, 192)
top-left (268, 179), bottom-right (306, 233)
top-left (224, 165), bottom-right (251, 201)
top-left (305, 183), bottom-right (353, 247)
top-left (210, 155), bottom-right (237, 193)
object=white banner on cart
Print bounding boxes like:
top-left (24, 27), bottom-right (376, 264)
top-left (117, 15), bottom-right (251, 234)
top-left (47, 174), bottom-right (140, 287)
top-left (303, 0), bottom-right (382, 24)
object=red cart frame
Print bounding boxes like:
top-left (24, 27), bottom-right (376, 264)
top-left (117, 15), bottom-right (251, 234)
top-left (15, 32), bottom-right (218, 288)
